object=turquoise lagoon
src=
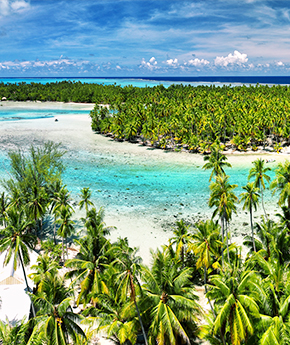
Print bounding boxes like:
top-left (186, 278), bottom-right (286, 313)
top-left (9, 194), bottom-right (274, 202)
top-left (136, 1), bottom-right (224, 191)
top-left (0, 105), bottom-right (277, 228)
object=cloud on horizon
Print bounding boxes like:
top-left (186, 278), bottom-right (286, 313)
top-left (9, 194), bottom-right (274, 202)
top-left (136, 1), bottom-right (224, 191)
top-left (0, 51), bottom-right (288, 76)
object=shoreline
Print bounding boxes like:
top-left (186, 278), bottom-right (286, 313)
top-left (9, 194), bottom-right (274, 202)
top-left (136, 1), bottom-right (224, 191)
top-left (0, 101), bottom-right (287, 264)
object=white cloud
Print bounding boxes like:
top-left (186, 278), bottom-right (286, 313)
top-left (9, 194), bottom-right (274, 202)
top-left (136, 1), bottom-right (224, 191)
top-left (10, 0), bottom-right (29, 11)
top-left (140, 57), bottom-right (158, 70)
top-left (276, 61), bottom-right (284, 67)
top-left (0, 0), bottom-right (30, 16)
top-left (214, 50), bottom-right (248, 67)
top-left (166, 58), bottom-right (178, 67)
top-left (186, 58), bottom-right (209, 66)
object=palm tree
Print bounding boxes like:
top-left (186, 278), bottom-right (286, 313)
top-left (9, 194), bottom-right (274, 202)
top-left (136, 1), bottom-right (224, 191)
top-left (112, 238), bottom-right (148, 345)
top-left (66, 206), bottom-right (113, 306)
top-left (240, 182), bottom-right (260, 252)
top-left (78, 187), bottom-right (94, 215)
top-left (209, 174), bottom-right (238, 264)
top-left (168, 219), bottom-right (191, 266)
top-left (0, 207), bottom-right (37, 317)
top-left (202, 144), bottom-right (232, 181)
top-left (271, 160), bottom-right (290, 210)
top-left (55, 205), bottom-right (75, 263)
top-left (0, 191), bottom-right (9, 228)
top-left (81, 207), bottom-right (113, 238)
top-left (65, 236), bottom-right (111, 306)
top-left (82, 265), bottom-right (138, 345)
top-left (47, 178), bottom-right (63, 244)
top-left (244, 217), bottom-right (290, 264)
top-left (29, 253), bottom-right (60, 291)
top-left (52, 185), bottom-right (73, 214)
top-left (0, 318), bottom-right (44, 345)
top-left (190, 220), bottom-right (221, 315)
top-left (32, 273), bottom-right (86, 345)
top-left (248, 158), bottom-right (271, 218)
top-left (25, 184), bottom-right (47, 238)
top-left (207, 265), bottom-right (260, 345)
top-left (141, 247), bottom-right (202, 345)
top-left (246, 253), bottom-right (290, 344)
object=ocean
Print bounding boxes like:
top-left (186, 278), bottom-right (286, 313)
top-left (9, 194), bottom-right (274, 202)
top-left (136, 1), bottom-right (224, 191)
top-left (0, 75), bottom-right (290, 88)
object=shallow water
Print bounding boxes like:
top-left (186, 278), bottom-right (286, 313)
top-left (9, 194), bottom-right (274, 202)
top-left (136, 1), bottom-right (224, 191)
top-left (0, 105), bottom-right (277, 230)
top-left (0, 107), bottom-right (89, 121)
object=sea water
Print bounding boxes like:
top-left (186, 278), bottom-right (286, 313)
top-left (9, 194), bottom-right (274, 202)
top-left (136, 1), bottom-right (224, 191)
top-left (63, 149), bottom-right (275, 222)
top-left (0, 105), bottom-right (277, 228)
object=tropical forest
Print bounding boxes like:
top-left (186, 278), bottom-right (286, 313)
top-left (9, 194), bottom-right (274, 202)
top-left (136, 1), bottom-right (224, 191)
top-left (2, 81), bottom-right (290, 153)
top-left (1, 138), bottom-right (290, 345)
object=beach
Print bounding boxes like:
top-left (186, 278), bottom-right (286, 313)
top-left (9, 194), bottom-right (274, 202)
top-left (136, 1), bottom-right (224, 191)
top-left (0, 101), bottom-right (287, 264)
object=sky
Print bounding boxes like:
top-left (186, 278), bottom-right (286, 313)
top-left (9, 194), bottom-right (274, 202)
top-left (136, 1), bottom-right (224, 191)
top-left (0, 0), bottom-right (290, 77)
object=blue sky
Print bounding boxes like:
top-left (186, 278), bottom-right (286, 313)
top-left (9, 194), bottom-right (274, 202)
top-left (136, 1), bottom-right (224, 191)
top-left (0, 0), bottom-right (290, 76)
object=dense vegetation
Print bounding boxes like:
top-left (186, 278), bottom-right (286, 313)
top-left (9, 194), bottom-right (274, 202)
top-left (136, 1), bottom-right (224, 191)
top-left (2, 81), bottom-right (290, 152)
top-left (0, 80), bottom-right (144, 103)
top-left (1, 143), bottom-right (290, 344)
top-left (89, 83), bottom-right (290, 153)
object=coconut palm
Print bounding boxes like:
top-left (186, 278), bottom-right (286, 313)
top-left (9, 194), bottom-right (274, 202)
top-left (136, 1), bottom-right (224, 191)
top-left (190, 220), bottom-right (221, 283)
top-left (248, 158), bottom-right (271, 218)
top-left (78, 187), bottom-right (94, 215)
top-left (271, 160), bottom-right (290, 209)
top-left (112, 238), bottom-right (148, 345)
top-left (0, 207), bottom-right (37, 317)
top-left (240, 182), bottom-right (260, 252)
top-left (46, 178), bottom-right (63, 244)
top-left (0, 318), bottom-right (44, 345)
top-left (29, 253), bottom-right (60, 291)
top-left (65, 206), bottom-right (113, 306)
top-left (82, 266), bottom-right (138, 345)
top-left (0, 191), bottom-right (9, 227)
top-left (202, 144), bottom-right (232, 181)
top-left (52, 185), bottom-right (73, 214)
top-left (168, 219), bottom-right (192, 266)
top-left (141, 247), bottom-right (202, 345)
top-left (55, 205), bottom-right (75, 262)
top-left (244, 217), bottom-right (290, 264)
top-left (32, 273), bottom-right (86, 345)
top-left (246, 254), bottom-right (290, 344)
top-left (81, 207), bottom-right (113, 238)
top-left (207, 265), bottom-right (260, 345)
top-left (209, 174), bottom-right (238, 265)
top-left (65, 235), bottom-right (111, 306)
top-left (25, 184), bottom-right (48, 238)
top-left (190, 219), bottom-right (222, 316)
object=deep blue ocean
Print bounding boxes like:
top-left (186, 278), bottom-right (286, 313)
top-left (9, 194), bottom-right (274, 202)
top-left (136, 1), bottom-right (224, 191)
top-left (1, 75), bottom-right (290, 87)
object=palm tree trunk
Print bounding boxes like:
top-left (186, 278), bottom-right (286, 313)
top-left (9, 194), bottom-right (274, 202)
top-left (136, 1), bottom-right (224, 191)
top-left (53, 215), bottom-right (56, 245)
top-left (134, 299), bottom-right (148, 345)
top-left (250, 206), bottom-right (256, 252)
top-left (204, 265), bottom-right (215, 316)
top-left (19, 252), bottom-right (36, 318)
top-left (62, 237), bottom-right (65, 263)
top-left (129, 273), bottom-right (148, 345)
top-left (260, 187), bottom-right (267, 220)
top-left (221, 216), bottom-right (224, 268)
top-left (225, 220), bottom-right (230, 263)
